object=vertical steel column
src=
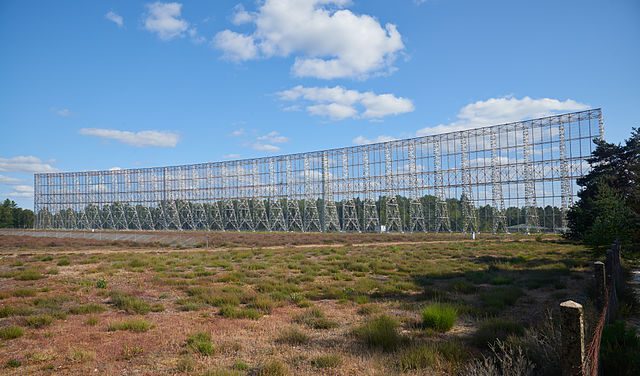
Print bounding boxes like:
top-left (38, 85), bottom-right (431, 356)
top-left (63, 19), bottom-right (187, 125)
top-left (434, 137), bottom-right (451, 232)
top-left (286, 156), bottom-right (303, 231)
top-left (408, 140), bottom-right (426, 232)
top-left (341, 149), bottom-right (360, 232)
top-left (362, 147), bottom-right (380, 232)
top-left (460, 134), bottom-right (479, 233)
top-left (523, 126), bottom-right (540, 233)
top-left (303, 154), bottom-right (322, 232)
top-left (269, 158), bottom-right (286, 231)
top-left (384, 142), bottom-right (402, 232)
top-left (221, 164), bottom-right (238, 231)
top-left (252, 160), bottom-right (270, 231)
top-left (490, 131), bottom-right (508, 233)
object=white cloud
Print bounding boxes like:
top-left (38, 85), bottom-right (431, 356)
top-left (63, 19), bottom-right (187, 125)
top-left (213, 30), bottom-right (258, 61)
top-left (416, 96), bottom-right (589, 136)
top-left (230, 128), bottom-right (246, 137)
top-left (231, 4), bottom-right (255, 25)
top-left (79, 128), bottom-right (180, 148)
top-left (0, 175), bottom-right (21, 184)
top-left (109, 167), bottom-right (123, 171)
top-left (55, 108), bottom-right (73, 117)
top-left (144, 2), bottom-right (189, 41)
top-left (277, 85), bottom-right (414, 120)
top-left (5, 185), bottom-right (33, 198)
top-left (188, 27), bottom-right (206, 44)
top-left (223, 153), bottom-right (242, 159)
top-left (105, 11), bottom-right (124, 28)
top-left (0, 156), bottom-right (58, 173)
top-left (251, 143), bottom-right (280, 152)
top-left (257, 131), bottom-right (289, 144)
top-left (352, 135), bottom-right (397, 145)
top-left (213, 0), bottom-right (405, 79)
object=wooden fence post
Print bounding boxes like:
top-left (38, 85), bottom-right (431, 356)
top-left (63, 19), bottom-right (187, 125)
top-left (560, 300), bottom-right (585, 376)
top-left (594, 261), bottom-right (606, 311)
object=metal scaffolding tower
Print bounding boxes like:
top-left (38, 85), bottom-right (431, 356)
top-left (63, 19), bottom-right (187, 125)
top-left (490, 131), bottom-right (508, 233)
top-left (341, 150), bottom-right (360, 232)
top-left (433, 137), bottom-right (451, 232)
top-left (384, 143), bottom-right (403, 232)
top-left (362, 148), bottom-right (380, 232)
top-left (33, 109), bottom-right (603, 234)
top-left (460, 135), bottom-right (479, 233)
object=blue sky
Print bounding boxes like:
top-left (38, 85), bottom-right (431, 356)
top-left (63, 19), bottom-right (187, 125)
top-left (1, 0), bottom-right (639, 209)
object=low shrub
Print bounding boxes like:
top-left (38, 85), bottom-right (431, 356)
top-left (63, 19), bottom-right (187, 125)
top-left (0, 305), bottom-right (33, 318)
top-left (57, 258), bottom-right (71, 266)
top-left (352, 315), bottom-right (403, 352)
top-left (256, 359), bottom-right (288, 376)
top-left (186, 332), bottom-right (214, 356)
top-left (422, 303), bottom-right (458, 332)
top-left (276, 327), bottom-right (309, 345)
top-left (397, 344), bottom-right (438, 371)
top-left (108, 318), bottom-right (153, 332)
top-left (5, 359), bottom-right (21, 368)
top-left (480, 286), bottom-right (524, 313)
top-left (176, 355), bottom-right (195, 372)
top-left (96, 279), bottom-right (107, 289)
top-left (600, 320), bottom-right (640, 376)
top-left (219, 305), bottom-right (261, 320)
top-left (67, 347), bottom-right (95, 363)
top-left (85, 316), bottom-right (99, 326)
top-left (15, 270), bottom-right (44, 281)
top-left (0, 325), bottom-right (24, 340)
top-left (120, 344), bottom-right (144, 360)
top-left (12, 288), bottom-right (37, 298)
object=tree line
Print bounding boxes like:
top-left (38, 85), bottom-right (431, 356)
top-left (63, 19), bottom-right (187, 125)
top-left (0, 199), bottom-right (35, 228)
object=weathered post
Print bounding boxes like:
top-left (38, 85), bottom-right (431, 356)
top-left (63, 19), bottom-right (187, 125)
top-left (560, 300), bottom-right (585, 376)
top-left (593, 261), bottom-right (606, 312)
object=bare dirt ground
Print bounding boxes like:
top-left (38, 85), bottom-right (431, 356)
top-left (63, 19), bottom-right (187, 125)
top-left (0, 234), bottom-right (593, 375)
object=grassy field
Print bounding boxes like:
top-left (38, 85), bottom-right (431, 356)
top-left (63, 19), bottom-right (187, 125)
top-left (0, 234), bottom-right (594, 375)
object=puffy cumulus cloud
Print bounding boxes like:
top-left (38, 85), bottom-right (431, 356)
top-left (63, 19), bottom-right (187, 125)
top-left (416, 96), bottom-right (589, 136)
top-left (213, 0), bottom-right (405, 79)
top-left (0, 156), bottom-right (58, 173)
top-left (251, 131), bottom-right (289, 153)
top-left (144, 2), bottom-right (189, 40)
top-left (105, 11), bottom-right (124, 27)
top-left (79, 128), bottom-right (180, 148)
top-left (277, 85), bottom-right (414, 120)
top-left (213, 30), bottom-right (258, 61)
top-left (352, 135), bottom-right (397, 145)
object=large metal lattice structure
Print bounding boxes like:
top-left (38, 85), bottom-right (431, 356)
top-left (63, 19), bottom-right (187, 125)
top-left (34, 109), bottom-right (603, 233)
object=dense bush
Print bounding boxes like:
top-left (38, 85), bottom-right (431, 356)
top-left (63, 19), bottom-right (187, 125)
top-left (600, 321), bottom-right (640, 376)
top-left (421, 303), bottom-right (458, 332)
top-left (352, 315), bottom-right (403, 351)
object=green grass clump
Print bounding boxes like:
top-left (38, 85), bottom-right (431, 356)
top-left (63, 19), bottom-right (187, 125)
top-left (397, 344), bottom-right (438, 371)
top-left (176, 355), bottom-right (195, 372)
top-left (219, 305), bottom-right (261, 320)
top-left (248, 296), bottom-right (275, 314)
top-left (110, 291), bottom-right (152, 314)
top-left (67, 347), bottom-right (95, 363)
top-left (472, 318), bottom-right (525, 347)
top-left (120, 344), bottom-right (144, 360)
top-left (0, 305), bottom-right (33, 318)
top-left (0, 325), bottom-right (24, 340)
top-left (294, 307), bottom-right (338, 329)
top-left (85, 316), bottom-right (99, 326)
top-left (14, 269), bottom-right (44, 281)
top-left (232, 360), bottom-right (249, 371)
top-left (276, 327), bottom-right (310, 345)
top-left (311, 354), bottom-right (341, 369)
top-left (57, 258), bottom-right (71, 266)
top-left (352, 315), bottom-right (403, 352)
top-left (96, 279), bottom-right (107, 289)
top-left (69, 303), bottom-right (106, 315)
top-left (422, 303), bottom-right (458, 332)
top-left (256, 359), bottom-right (288, 376)
top-left (12, 288), bottom-right (37, 297)
top-left (450, 280), bottom-right (477, 294)
top-left (600, 320), bottom-right (640, 376)
top-left (480, 286), bottom-right (524, 312)
top-left (357, 304), bottom-right (381, 316)
top-left (26, 314), bottom-right (55, 328)
top-left (490, 275), bottom-right (513, 285)
top-left (5, 358), bottom-right (21, 368)
top-left (108, 318), bottom-right (153, 332)
top-left (186, 332), bottom-right (214, 356)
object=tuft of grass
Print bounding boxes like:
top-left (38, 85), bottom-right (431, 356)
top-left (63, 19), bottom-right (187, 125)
top-left (450, 280), bottom-right (477, 294)
top-left (69, 303), bottom-right (106, 315)
top-left (120, 344), bottom-right (144, 360)
top-left (67, 347), bottom-right (95, 363)
top-left (219, 305), bottom-right (261, 320)
top-left (109, 291), bottom-right (151, 314)
top-left (248, 296), bottom-right (275, 314)
top-left (0, 325), bottom-right (24, 340)
top-left (472, 318), bottom-right (525, 347)
top-left (12, 288), bottom-right (37, 298)
top-left (422, 303), bottom-right (458, 332)
top-left (256, 359), bottom-right (288, 376)
top-left (108, 318), bottom-right (153, 332)
top-left (490, 275), bottom-right (513, 285)
top-left (57, 258), bottom-right (71, 266)
top-left (357, 304), bottom-right (381, 316)
top-left (186, 332), bottom-right (214, 356)
top-left (352, 315), bottom-right (403, 352)
top-left (26, 314), bottom-right (55, 328)
top-left (85, 316), bottom-right (99, 326)
top-left (294, 307), bottom-right (338, 329)
top-left (397, 344), bottom-right (438, 371)
top-left (232, 360), bottom-right (249, 371)
top-left (275, 327), bottom-right (310, 346)
top-left (5, 359), bottom-right (21, 368)
top-left (176, 355), bottom-right (195, 372)
top-left (0, 305), bottom-right (33, 318)
top-left (15, 269), bottom-right (44, 281)
top-left (311, 354), bottom-right (341, 369)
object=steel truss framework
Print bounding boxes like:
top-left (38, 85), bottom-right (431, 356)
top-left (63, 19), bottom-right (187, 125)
top-left (34, 109), bottom-right (603, 233)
